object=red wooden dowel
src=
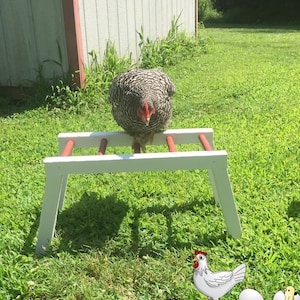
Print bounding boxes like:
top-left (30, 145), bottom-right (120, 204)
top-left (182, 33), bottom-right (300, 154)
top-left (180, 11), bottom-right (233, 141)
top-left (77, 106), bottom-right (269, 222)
top-left (166, 135), bottom-right (176, 152)
top-left (98, 138), bottom-right (108, 155)
top-left (199, 133), bottom-right (213, 151)
top-left (61, 139), bottom-right (75, 156)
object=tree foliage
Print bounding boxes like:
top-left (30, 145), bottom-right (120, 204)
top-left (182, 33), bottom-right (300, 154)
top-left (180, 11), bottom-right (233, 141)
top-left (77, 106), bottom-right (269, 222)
top-left (213, 0), bottom-right (300, 23)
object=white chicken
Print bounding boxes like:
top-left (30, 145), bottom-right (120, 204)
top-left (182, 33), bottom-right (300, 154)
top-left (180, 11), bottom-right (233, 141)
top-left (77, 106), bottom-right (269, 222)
top-left (193, 251), bottom-right (246, 300)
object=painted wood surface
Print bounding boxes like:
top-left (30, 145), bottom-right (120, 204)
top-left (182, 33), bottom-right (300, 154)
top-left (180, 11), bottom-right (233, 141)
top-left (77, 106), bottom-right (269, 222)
top-left (0, 0), bottom-right (68, 86)
top-left (35, 127), bottom-right (241, 253)
top-left (57, 128), bottom-right (214, 152)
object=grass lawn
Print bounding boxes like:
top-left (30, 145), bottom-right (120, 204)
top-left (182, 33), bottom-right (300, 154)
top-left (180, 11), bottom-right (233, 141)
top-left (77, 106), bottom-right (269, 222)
top-left (1, 25), bottom-right (300, 299)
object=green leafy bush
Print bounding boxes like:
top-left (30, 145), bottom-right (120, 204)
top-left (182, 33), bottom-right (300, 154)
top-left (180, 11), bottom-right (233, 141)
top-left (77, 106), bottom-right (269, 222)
top-left (214, 0), bottom-right (300, 24)
top-left (138, 15), bottom-right (207, 69)
top-left (86, 42), bottom-right (132, 95)
top-left (24, 42), bottom-right (132, 113)
top-left (198, 0), bottom-right (221, 22)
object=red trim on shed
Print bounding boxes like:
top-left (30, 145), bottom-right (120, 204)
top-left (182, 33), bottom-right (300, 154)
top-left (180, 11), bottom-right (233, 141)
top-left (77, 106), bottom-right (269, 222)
top-left (62, 0), bottom-right (85, 88)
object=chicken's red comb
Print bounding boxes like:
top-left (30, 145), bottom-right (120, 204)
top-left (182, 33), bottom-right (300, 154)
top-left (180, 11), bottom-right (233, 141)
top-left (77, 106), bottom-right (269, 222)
top-left (195, 250), bottom-right (207, 256)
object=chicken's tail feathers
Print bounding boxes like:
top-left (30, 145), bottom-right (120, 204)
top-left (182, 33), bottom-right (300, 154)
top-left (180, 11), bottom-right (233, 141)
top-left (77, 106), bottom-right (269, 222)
top-left (233, 264), bottom-right (246, 283)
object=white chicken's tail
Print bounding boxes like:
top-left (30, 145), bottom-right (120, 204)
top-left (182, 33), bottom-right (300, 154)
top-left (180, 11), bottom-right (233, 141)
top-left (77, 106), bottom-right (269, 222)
top-left (233, 264), bottom-right (246, 283)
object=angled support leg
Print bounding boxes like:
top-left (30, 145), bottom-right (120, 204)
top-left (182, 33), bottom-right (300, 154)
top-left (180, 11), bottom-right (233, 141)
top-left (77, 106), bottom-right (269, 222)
top-left (208, 169), bottom-right (221, 206)
top-left (35, 174), bottom-right (64, 254)
top-left (210, 167), bottom-right (242, 238)
top-left (58, 175), bottom-right (69, 210)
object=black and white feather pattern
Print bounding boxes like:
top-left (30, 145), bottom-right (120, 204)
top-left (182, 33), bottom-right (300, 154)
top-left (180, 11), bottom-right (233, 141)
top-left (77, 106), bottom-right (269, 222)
top-left (109, 68), bottom-right (176, 150)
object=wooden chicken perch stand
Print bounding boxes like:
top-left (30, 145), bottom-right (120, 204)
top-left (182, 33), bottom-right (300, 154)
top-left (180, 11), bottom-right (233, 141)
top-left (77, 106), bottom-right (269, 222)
top-left (35, 128), bottom-right (242, 254)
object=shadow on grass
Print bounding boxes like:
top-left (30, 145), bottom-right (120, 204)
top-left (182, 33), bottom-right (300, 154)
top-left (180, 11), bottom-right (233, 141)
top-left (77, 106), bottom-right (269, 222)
top-left (24, 192), bottom-right (226, 256)
top-left (287, 200), bottom-right (300, 219)
top-left (0, 93), bottom-right (46, 118)
top-left (22, 206), bottom-right (42, 254)
top-left (130, 198), bottom-right (226, 256)
top-left (56, 192), bottom-right (129, 252)
top-left (22, 192), bottom-right (129, 255)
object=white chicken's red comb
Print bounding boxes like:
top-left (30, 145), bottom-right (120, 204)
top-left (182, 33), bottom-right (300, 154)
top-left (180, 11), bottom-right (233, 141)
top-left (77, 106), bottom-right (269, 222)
top-left (195, 250), bottom-right (207, 256)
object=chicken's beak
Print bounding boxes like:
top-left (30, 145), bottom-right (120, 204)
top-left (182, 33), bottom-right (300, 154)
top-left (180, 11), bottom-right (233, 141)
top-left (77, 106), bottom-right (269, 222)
top-left (193, 256), bottom-right (199, 269)
top-left (145, 117), bottom-right (150, 126)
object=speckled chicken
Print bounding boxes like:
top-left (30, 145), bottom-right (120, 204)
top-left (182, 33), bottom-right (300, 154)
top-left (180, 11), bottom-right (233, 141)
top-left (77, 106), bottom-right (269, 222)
top-left (109, 68), bottom-right (176, 152)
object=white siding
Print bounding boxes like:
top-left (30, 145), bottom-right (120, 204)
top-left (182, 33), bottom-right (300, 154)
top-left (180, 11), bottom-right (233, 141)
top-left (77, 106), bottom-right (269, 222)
top-left (0, 0), bottom-right (196, 87)
top-left (79, 0), bottom-right (196, 65)
top-left (0, 0), bottom-right (68, 86)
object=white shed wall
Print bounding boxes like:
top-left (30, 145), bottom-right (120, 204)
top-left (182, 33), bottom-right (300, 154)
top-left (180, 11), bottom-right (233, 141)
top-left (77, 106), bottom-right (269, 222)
top-left (0, 0), bottom-right (68, 86)
top-left (0, 0), bottom-right (196, 88)
top-left (79, 0), bottom-right (196, 65)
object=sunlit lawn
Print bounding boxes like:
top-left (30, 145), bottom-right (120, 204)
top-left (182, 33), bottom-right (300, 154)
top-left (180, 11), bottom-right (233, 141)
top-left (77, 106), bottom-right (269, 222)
top-left (0, 25), bottom-right (299, 299)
